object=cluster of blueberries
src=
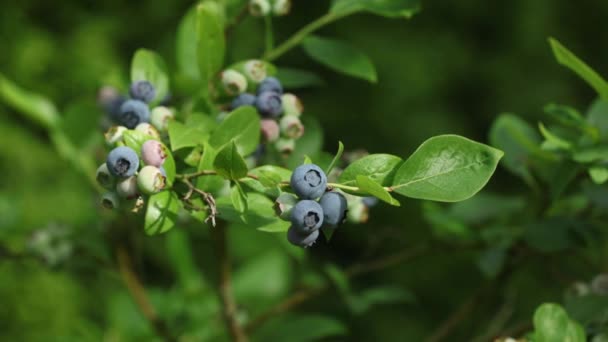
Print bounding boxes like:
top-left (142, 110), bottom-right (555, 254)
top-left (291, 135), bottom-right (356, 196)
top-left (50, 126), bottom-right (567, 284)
top-left (97, 81), bottom-right (174, 210)
top-left (283, 164), bottom-right (348, 248)
top-left (228, 73), bottom-right (304, 155)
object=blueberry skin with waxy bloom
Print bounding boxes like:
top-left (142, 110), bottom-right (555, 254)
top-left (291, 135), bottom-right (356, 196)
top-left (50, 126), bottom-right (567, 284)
top-left (290, 164), bottom-right (327, 199)
top-left (256, 91), bottom-right (283, 118)
top-left (119, 99), bottom-right (150, 129)
top-left (257, 77), bottom-right (283, 95)
top-left (319, 191), bottom-right (348, 227)
top-left (106, 146), bottom-right (139, 177)
top-left (231, 93), bottom-right (257, 110)
top-left (130, 80), bottom-right (156, 103)
top-left (290, 200), bottom-right (324, 234)
top-left (287, 226), bottom-right (320, 248)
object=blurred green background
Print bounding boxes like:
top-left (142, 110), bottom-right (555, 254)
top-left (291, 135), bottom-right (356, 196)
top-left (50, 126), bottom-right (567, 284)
top-left (1, 0), bottom-right (608, 341)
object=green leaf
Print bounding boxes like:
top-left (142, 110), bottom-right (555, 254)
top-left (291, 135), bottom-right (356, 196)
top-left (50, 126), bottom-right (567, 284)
top-left (589, 166), bottom-right (608, 184)
top-left (168, 113), bottom-right (216, 151)
top-left (216, 193), bottom-right (289, 232)
top-left (209, 106), bottom-right (260, 155)
top-left (548, 37), bottom-right (608, 99)
top-left (0, 74), bottom-right (59, 129)
top-left (544, 103), bottom-right (597, 138)
top-left (241, 165), bottom-right (291, 197)
top-left (331, 0), bottom-right (420, 19)
top-left (392, 135), bottom-right (503, 202)
top-left (176, 5), bottom-right (200, 80)
top-left (214, 141), bottom-right (248, 180)
top-left (326, 141), bottom-right (344, 174)
top-left (572, 145), bottom-right (608, 163)
top-left (356, 175), bottom-right (400, 206)
top-left (196, 2), bottom-right (225, 97)
top-left (253, 314), bottom-right (347, 342)
top-left (145, 192), bottom-right (180, 235)
top-left (533, 303), bottom-right (585, 342)
top-left (339, 154), bottom-right (402, 186)
top-left (231, 183), bottom-right (248, 214)
top-left (122, 131), bottom-right (176, 184)
top-left (130, 49), bottom-right (170, 104)
top-left (302, 36), bottom-right (377, 83)
top-left (586, 99), bottom-right (608, 139)
top-left (539, 122), bottom-right (573, 151)
top-left (276, 67), bottom-right (325, 88)
top-left (196, 143), bottom-right (226, 193)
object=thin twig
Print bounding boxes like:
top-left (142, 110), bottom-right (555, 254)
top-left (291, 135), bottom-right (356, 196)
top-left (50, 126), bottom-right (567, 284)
top-left (116, 246), bottom-right (175, 342)
top-left (245, 244), bottom-right (429, 332)
top-left (214, 226), bottom-right (248, 342)
top-left (424, 289), bottom-right (483, 342)
top-left (179, 177), bottom-right (218, 226)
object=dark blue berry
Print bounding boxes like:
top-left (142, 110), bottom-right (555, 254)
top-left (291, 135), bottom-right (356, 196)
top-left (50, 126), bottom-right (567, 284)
top-left (287, 225), bottom-right (320, 248)
top-left (106, 146), bottom-right (139, 177)
top-left (130, 80), bottom-right (156, 103)
top-left (319, 192), bottom-right (348, 227)
top-left (118, 99), bottom-right (150, 129)
top-left (231, 93), bottom-right (257, 110)
top-left (290, 164), bottom-right (327, 200)
top-left (256, 91), bottom-right (283, 118)
top-left (290, 200), bottom-right (324, 234)
top-left (257, 77), bottom-right (283, 95)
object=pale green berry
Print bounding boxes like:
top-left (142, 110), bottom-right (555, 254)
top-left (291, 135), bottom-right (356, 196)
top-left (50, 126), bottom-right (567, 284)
top-left (137, 166), bottom-right (166, 195)
top-left (116, 176), bottom-right (139, 199)
top-left (281, 93), bottom-right (303, 117)
top-left (221, 69), bottom-right (248, 95)
top-left (272, 0), bottom-right (291, 16)
top-left (104, 126), bottom-right (128, 146)
top-left (101, 192), bottom-right (120, 209)
top-left (275, 137), bottom-right (295, 155)
top-left (279, 115), bottom-right (304, 139)
top-left (243, 60), bottom-right (268, 83)
top-left (150, 106), bottom-right (174, 132)
top-left (347, 198), bottom-right (369, 224)
top-left (135, 122), bottom-right (161, 140)
top-left (96, 163), bottom-right (115, 190)
top-left (249, 0), bottom-right (271, 17)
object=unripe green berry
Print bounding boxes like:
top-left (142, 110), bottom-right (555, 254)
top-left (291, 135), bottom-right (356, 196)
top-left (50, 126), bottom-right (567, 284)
top-left (275, 137), bottom-right (295, 155)
top-left (347, 198), bottom-right (369, 224)
top-left (272, 0), bottom-right (291, 16)
top-left (221, 69), bottom-right (248, 95)
top-left (116, 176), bottom-right (139, 199)
top-left (104, 126), bottom-right (128, 146)
top-left (96, 163), bottom-right (115, 190)
top-left (274, 193), bottom-right (298, 220)
top-left (101, 192), bottom-right (120, 209)
top-left (281, 93), bottom-right (303, 117)
top-left (279, 115), bottom-right (304, 139)
top-left (150, 106), bottom-right (174, 132)
top-left (249, 0), bottom-right (271, 17)
top-left (243, 60), bottom-right (268, 83)
top-left (137, 166), bottom-right (166, 195)
top-left (135, 122), bottom-right (161, 140)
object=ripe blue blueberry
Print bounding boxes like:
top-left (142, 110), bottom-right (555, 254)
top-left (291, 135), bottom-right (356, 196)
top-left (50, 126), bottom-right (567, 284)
top-left (290, 200), bottom-right (324, 234)
top-left (231, 93), bottom-right (257, 110)
top-left (256, 91), bottom-right (283, 118)
top-left (130, 80), bottom-right (156, 103)
top-left (106, 146), bottom-right (139, 177)
top-left (119, 99), bottom-right (150, 129)
top-left (257, 77), bottom-right (283, 95)
top-left (319, 191), bottom-right (348, 227)
top-left (287, 226), bottom-right (319, 248)
top-left (290, 164), bottom-right (327, 199)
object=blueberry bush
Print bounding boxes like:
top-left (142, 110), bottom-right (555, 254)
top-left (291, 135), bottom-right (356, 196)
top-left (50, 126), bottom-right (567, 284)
top-left (2, 0), bottom-right (608, 341)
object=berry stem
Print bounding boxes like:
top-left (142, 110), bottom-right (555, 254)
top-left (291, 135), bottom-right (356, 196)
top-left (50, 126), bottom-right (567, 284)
top-left (264, 15), bottom-right (274, 55)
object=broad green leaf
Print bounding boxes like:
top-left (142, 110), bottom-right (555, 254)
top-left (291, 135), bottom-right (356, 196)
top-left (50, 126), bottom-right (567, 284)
top-left (549, 37), bottom-right (608, 99)
top-left (302, 36), bottom-right (377, 83)
top-left (196, 143), bottom-right (226, 193)
top-left (276, 67), bottom-right (325, 88)
top-left (356, 175), bottom-right (400, 206)
top-left (231, 183), bottom-right (248, 214)
top-left (533, 303), bottom-right (585, 342)
top-left (209, 106), bottom-right (260, 155)
top-left (253, 314), bottom-right (347, 342)
top-left (214, 141), bottom-right (248, 180)
top-left (197, 2), bottom-right (225, 97)
top-left (544, 103), bottom-right (597, 138)
top-left (241, 165), bottom-right (291, 197)
top-left (326, 141), bottom-right (344, 174)
top-left (572, 145), bottom-right (608, 163)
top-left (489, 114), bottom-right (550, 185)
top-left (216, 193), bottom-right (289, 232)
top-left (130, 49), bottom-right (170, 103)
top-left (123, 130), bottom-right (176, 184)
top-left (0, 74), bottom-right (59, 129)
top-left (145, 191), bottom-right (180, 235)
top-left (331, 0), bottom-right (420, 19)
top-left (392, 135), bottom-right (503, 202)
top-left (589, 167), bottom-right (608, 184)
top-left (168, 113), bottom-right (215, 151)
top-left (539, 122), bottom-right (573, 151)
top-left (339, 154), bottom-right (402, 186)
top-left (176, 5), bottom-right (199, 80)
top-left (586, 99), bottom-right (608, 139)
